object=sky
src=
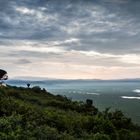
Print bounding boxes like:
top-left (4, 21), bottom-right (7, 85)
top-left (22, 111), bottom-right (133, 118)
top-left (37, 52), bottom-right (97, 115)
top-left (0, 0), bottom-right (140, 79)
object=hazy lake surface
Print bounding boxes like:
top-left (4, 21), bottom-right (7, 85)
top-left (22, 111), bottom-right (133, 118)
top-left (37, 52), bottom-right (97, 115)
top-left (7, 80), bottom-right (140, 124)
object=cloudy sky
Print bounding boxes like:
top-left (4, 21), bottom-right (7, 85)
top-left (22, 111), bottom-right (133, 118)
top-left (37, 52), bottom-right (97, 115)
top-left (1, 0), bottom-right (140, 79)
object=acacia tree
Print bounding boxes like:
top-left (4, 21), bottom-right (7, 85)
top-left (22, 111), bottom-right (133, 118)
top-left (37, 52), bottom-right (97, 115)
top-left (27, 83), bottom-right (30, 88)
top-left (0, 69), bottom-right (8, 82)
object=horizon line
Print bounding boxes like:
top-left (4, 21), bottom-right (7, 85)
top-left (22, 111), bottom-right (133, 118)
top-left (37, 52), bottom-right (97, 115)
top-left (9, 76), bottom-right (140, 81)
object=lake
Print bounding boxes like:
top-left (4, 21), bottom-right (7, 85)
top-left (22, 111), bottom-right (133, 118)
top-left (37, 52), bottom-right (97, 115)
top-left (7, 79), bottom-right (140, 125)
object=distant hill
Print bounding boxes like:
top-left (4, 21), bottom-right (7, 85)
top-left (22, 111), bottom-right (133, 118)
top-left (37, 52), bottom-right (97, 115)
top-left (7, 78), bottom-right (140, 87)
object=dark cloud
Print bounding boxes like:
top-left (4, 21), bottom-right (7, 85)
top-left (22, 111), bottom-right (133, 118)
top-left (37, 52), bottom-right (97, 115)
top-left (0, 0), bottom-right (140, 55)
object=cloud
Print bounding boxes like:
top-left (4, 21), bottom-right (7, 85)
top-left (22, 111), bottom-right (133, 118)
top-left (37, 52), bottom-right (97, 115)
top-left (16, 59), bottom-right (32, 64)
top-left (15, 7), bottom-right (36, 15)
top-left (0, 0), bottom-right (140, 79)
top-left (103, 0), bottom-right (129, 4)
top-left (1, 0), bottom-right (139, 53)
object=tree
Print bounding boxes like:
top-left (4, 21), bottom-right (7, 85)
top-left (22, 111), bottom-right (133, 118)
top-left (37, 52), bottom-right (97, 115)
top-left (86, 99), bottom-right (93, 107)
top-left (27, 83), bottom-right (30, 88)
top-left (0, 69), bottom-right (8, 82)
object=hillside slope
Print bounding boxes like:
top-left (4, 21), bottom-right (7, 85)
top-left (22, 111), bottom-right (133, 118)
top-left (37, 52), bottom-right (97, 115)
top-left (0, 86), bottom-right (140, 140)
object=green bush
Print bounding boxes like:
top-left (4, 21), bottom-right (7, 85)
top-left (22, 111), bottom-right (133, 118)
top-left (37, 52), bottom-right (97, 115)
top-left (0, 86), bottom-right (140, 140)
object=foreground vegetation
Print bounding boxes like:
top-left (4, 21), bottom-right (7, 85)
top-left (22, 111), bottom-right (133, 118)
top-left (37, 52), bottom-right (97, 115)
top-left (0, 85), bottom-right (140, 140)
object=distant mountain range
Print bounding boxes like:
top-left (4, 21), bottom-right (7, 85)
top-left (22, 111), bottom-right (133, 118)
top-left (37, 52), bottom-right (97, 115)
top-left (7, 77), bottom-right (140, 83)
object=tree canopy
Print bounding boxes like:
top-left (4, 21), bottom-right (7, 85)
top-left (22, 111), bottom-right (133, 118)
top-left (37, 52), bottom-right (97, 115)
top-left (0, 69), bottom-right (8, 80)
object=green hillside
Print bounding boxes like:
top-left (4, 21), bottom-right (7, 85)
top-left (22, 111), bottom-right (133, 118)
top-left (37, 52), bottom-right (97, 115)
top-left (0, 85), bottom-right (140, 140)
